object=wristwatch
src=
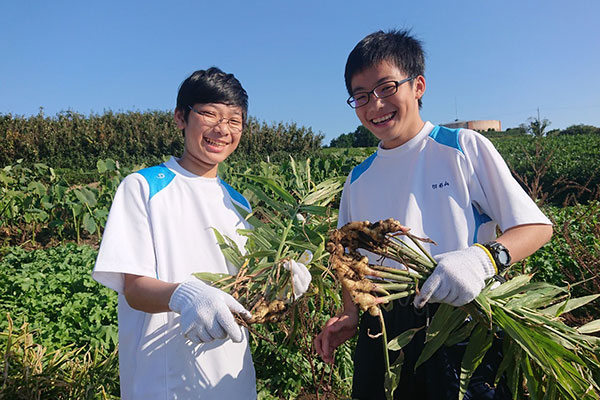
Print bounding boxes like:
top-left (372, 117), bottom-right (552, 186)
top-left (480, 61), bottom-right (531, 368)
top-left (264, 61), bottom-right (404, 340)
top-left (483, 241), bottom-right (511, 273)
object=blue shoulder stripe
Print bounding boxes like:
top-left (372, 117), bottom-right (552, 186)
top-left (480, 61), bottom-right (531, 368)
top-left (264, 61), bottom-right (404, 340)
top-left (350, 152), bottom-right (377, 184)
top-left (136, 164), bottom-right (176, 200)
top-left (219, 178), bottom-right (251, 213)
top-left (429, 126), bottom-right (463, 154)
top-left (472, 204), bottom-right (492, 244)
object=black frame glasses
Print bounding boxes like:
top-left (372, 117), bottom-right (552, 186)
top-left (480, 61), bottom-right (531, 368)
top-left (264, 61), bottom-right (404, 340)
top-left (187, 105), bottom-right (244, 133)
top-left (346, 76), bottom-right (418, 109)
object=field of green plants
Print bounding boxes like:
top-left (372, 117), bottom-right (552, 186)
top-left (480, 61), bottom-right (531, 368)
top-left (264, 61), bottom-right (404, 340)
top-left (1, 111), bottom-right (599, 399)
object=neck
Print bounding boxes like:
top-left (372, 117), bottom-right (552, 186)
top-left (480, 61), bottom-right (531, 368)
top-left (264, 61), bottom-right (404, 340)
top-left (381, 117), bottom-right (425, 149)
top-left (177, 153), bottom-right (218, 177)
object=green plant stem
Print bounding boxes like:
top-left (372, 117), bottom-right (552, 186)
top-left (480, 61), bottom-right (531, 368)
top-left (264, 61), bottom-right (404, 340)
top-left (370, 270), bottom-right (416, 281)
top-left (275, 209), bottom-right (297, 262)
top-left (72, 208), bottom-right (80, 244)
top-left (405, 234), bottom-right (437, 267)
top-left (377, 311), bottom-right (395, 400)
top-left (377, 290), bottom-right (416, 304)
top-left (387, 238), bottom-right (434, 267)
top-left (370, 264), bottom-right (424, 280)
top-left (377, 283), bottom-right (413, 292)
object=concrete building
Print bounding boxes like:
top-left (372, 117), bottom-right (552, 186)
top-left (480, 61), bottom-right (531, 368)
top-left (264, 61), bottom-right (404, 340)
top-left (441, 120), bottom-right (502, 132)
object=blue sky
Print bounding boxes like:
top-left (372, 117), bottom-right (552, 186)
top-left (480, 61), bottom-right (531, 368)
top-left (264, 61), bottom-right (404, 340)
top-left (1, 1), bottom-right (599, 144)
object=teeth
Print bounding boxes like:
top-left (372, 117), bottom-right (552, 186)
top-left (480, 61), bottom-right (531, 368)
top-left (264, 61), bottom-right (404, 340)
top-left (372, 113), bottom-right (394, 124)
top-left (205, 138), bottom-right (226, 147)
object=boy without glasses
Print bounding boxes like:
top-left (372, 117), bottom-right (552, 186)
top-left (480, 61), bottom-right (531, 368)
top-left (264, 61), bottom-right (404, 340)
top-left (93, 67), bottom-right (309, 400)
top-left (314, 30), bottom-right (553, 399)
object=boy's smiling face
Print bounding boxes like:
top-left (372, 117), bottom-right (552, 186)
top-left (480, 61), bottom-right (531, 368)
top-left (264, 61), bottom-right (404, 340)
top-left (350, 61), bottom-right (425, 149)
top-left (175, 102), bottom-right (243, 177)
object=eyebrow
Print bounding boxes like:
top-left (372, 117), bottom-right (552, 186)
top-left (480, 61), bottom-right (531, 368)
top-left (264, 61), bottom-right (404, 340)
top-left (352, 76), bottom-right (397, 93)
top-left (196, 105), bottom-right (243, 117)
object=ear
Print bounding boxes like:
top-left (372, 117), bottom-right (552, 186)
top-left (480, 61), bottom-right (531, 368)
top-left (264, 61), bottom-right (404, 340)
top-left (414, 75), bottom-right (426, 101)
top-left (174, 108), bottom-right (186, 129)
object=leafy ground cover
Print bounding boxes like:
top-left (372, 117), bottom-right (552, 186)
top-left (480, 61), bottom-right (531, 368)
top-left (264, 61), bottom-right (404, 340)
top-left (0, 244), bottom-right (118, 351)
top-left (1, 147), bottom-right (599, 398)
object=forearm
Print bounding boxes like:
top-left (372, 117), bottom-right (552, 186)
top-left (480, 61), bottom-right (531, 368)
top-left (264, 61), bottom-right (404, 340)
top-left (342, 285), bottom-right (359, 316)
top-left (496, 223), bottom-right (553, 263)
top-left (123, 274), bottom-right (179, 313)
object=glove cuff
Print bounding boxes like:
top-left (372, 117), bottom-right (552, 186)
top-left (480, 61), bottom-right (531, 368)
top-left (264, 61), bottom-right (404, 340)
top-left (471, 244), bottom-right (497, 278)
top-left (168, 279), bottom-right (206, 313)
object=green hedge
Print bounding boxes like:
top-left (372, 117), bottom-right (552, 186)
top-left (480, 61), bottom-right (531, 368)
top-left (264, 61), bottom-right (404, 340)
top-left (0, 110), bottom-right (181, 170)
top-left (0, 110), bottom-right (324, 170)
top-left (2, 111), bottom-right (598, 205)
top-left (489, 135), bottom-right (600, 204)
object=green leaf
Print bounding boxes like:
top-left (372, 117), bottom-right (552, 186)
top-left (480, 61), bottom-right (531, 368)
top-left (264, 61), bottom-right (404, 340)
top-left (521, 356), bottom-right (541, 400)
top-left (73, 187), bottom-right (98, 207)
top-left (384, 351), bottom-right (404, 400)
top-left (242, 175), bottom-right (297, 205)
top-left (445, 318), bottom-right (476, 347)
top-left (97, 158), bottom-right (117, 173)
top-left (542, 294), bottom-right (600, 316)
top-left (494, 337), bottom-right (520, 388)
top-left (97, 159), bottom-right (107, 173)
top-left (288, 156), bottom-right (304, 193)
top-left (458, 324), bottom-right (493, 400)
top-left (503, 283), bottom-right (566, 309)
top-left (53, 181), bottom-right (69, 198)
top-left (82, 212), bottom-right (97, 234)
top-left (298, 204), bottom-right (332, 217)
top-left (492, 306), bottom-right (592, 397)
top-left (244, 185), bottom-right (293, 216)
top-left (301, 178), bottom-right (343, 206)
top-left (27, 181), bottom-right (46, 196)
top-left (387, 326), bottom-right (423, 351)
top-left (577, 319), bottom-right (600, 334)
top-left (94, 208), bottom-right (109, 220)
top-left (488, 274), bottom-right (533, 299)
top-left (211, 228), bottom-right (244, 270)
top-left (193, 272), bottom-right (230, 286)
top-left (232, 203), bottom-right (250, 219)
top-left (415, 305), bottom-right (466, 369)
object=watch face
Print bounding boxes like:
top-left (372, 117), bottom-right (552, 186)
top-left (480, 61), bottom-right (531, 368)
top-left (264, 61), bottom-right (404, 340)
top-left (484, 241), bottom-right (511, 268)
top-left (497, 249), bottom-right (510, 266)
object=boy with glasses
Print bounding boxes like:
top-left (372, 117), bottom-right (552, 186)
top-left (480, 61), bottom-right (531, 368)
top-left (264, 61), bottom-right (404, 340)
top-left (93, 67), bottom-right (310, 399)
top-left (314, 30), bottom-right (552, 399)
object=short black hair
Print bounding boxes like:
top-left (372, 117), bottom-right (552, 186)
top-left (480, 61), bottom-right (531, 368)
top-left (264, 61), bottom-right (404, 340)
top-left (345, 29), bottom-right (426, 108)
top-left (176, 67), bottom-right (248, 123)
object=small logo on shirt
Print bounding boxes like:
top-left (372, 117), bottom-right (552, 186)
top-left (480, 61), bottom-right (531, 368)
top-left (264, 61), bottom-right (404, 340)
top-left (432, 181), bottom-right (450, 189)
top-left (157, 173), bottom-right (165, 179)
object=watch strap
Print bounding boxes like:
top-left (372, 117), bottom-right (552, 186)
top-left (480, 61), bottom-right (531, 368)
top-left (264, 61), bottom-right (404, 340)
top-left (473, 243), bottom-right (499, 274)
top-left (482, 241), bottom-right (511, 273)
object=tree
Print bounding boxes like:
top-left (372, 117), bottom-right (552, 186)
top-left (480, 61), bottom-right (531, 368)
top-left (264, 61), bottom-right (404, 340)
top-left (505, 126), bottom-right (527, 135)
top-left (329, 132), bottom-right (354, 148)
top-left (526, 116), bottom-right (551, 137)
top-left (328, 125), bottom-right (379, 148)
top-left (559, 124), bottom-right (600, 136)
top-left (353, 125), bottom-right (379, 147)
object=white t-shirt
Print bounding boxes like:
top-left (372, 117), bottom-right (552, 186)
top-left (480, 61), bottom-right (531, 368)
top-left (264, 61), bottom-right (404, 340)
top-left (93, 157), bottom-right (257, 400)
top-left (339, 121), bottom-right (551, 265)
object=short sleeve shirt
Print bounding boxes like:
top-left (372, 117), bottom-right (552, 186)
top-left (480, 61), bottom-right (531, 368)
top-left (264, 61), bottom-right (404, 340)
top-left (338, 122), bottom-right (551, 264)
top-left (93, 157), bottom-right (257, 400)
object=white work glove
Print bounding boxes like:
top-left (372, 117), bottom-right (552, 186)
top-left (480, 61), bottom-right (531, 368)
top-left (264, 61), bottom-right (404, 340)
top-left (413, 245), bottom-right (496, 308)
top-left (168, 279), bottom-right (251, 343)
top-left (283, 250), bottom-right (313, 300)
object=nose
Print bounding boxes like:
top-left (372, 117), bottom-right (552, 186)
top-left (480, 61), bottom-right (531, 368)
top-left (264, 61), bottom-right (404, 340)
top-left (367, 94), bottom-right (386, 110)
top-left (212, 119), bottom-right (230, 135)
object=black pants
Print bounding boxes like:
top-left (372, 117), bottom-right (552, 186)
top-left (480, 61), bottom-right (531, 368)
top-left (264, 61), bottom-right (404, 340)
top-left (352, 301), bottom-right (511, 400)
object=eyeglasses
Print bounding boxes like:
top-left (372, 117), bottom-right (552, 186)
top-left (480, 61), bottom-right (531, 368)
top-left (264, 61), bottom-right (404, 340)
top-left (346, 76), bottom-right (418, 109)
top-left (187, 105), bottom-right (244, 133)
